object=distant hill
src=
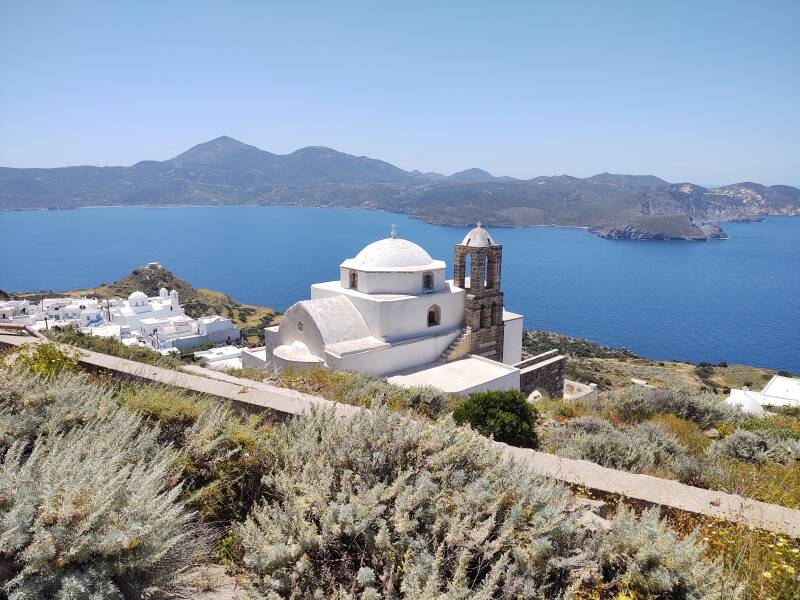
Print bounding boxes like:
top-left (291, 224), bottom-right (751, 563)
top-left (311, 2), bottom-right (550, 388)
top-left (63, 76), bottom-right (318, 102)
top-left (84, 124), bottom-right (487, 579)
top-left (1, 136), bottom-right (798, 240)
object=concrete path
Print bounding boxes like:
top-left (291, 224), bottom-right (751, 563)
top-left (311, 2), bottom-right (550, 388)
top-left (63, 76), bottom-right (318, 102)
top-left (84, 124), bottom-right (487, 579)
top-left (2, 332), bottom-right (800, 538)
top-left (0, 333), bottom-right (359, 419)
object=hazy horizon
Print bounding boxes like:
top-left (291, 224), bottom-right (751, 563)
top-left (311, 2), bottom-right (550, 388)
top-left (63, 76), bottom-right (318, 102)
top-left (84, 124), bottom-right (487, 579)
top-left (1, 1), bottom-right (798, 185)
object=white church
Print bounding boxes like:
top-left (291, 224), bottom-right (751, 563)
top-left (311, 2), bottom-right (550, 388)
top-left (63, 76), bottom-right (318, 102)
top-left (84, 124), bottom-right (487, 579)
top-left (261, 224), bottom-right (531, 394)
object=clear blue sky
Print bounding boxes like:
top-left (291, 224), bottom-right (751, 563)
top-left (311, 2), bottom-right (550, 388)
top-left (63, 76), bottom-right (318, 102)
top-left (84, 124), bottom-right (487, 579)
top-left (1, 1), bottom-right (798, 184)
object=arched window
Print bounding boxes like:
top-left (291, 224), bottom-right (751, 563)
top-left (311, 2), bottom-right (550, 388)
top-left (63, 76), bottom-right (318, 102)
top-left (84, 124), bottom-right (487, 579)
top-left (427, 304), bottom-right (441, 327)
top-left (349, 271), bottom-right (358, 290)
top-left (422, 271), bottom-right (434, 291)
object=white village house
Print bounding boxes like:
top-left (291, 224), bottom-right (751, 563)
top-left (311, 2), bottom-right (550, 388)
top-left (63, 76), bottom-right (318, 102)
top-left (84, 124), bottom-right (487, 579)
top-left (0, 300), bottom-right (34, 325)
top-left (726, 375), bottom-right (800, 414)
top-left (249, 224), bottom-right (565, 396)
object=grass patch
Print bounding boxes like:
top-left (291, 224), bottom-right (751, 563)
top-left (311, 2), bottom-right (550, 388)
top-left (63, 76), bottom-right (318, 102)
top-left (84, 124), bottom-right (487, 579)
top-left (45, 327), bottom-right (185, 369)
top-left (228, 366), bottom-right (459, 420)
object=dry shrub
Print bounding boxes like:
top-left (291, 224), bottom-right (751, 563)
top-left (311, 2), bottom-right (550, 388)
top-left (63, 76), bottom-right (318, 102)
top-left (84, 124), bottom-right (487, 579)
top-left (610, 385), bottom-right (742, 428)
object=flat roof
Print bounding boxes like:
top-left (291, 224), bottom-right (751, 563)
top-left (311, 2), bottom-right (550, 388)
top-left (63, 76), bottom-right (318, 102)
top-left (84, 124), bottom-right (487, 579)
top-left (388, 355), bottom-right (517, 394)
top-left (762, 375), bottom-right (800, 402)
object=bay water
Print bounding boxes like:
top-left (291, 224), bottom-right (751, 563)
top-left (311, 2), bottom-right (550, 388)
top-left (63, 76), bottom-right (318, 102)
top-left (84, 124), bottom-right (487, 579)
top-left (1, 207), bottom-right (797, 371)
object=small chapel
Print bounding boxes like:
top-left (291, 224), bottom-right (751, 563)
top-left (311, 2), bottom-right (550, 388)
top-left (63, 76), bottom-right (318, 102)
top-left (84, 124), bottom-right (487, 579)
top-left (263, 224), bottom-right (538, 394)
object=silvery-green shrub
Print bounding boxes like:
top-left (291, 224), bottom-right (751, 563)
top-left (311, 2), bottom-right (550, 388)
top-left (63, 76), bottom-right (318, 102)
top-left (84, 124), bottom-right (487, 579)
top-left (331, 371), bottom-right (453, 419)
top-left (546, 417), bottom-right (705, 482)
top-left (238, 407), bottom-right (729, 599)
top-left (0, 369), bottom-right (118, 453)
top-left (610, 386), bottom-right (741, 428)
top-left (239, 407), bottom-right (589, 599)
top-left (594, 507), bottom-right (738, 599)
top-left (709, 429), bottom-right (800, 464)
top-left (0, 369), bottom-right (204, 599)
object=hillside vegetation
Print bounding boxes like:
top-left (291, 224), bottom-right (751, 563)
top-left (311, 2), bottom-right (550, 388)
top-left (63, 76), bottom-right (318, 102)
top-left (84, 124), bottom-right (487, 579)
top-left (524, 330), bottom-right (786, 392)
top-left (1, 348), bottom-right (756, 600)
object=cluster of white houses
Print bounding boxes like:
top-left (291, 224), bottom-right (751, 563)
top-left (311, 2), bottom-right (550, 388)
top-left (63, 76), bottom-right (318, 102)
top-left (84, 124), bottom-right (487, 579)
top-left (0, 287), bottom-right (240, 355)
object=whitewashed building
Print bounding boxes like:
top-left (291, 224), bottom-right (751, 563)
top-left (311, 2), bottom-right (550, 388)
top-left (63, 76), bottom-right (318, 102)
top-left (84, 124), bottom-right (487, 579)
top-left (108, 287), bottom-right (183, 328)
top-left (264, 224), bottom-right (526, 394)
top-left (138, 313), bottom-right (240, 351)
top-left (727, 375), bottom-right (800, 414)
top-left (40, 297), bottom-right (103, 327)
top-left (0, 300), bottom-right (34, 325)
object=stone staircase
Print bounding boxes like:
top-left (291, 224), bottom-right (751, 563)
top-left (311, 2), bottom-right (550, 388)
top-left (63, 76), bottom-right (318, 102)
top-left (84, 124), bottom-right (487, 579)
top-left (437, 327), bottom-right (470, 364)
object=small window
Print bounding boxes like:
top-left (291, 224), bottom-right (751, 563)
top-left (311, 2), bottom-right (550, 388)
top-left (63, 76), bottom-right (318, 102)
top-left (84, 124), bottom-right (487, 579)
top-left (422, 271), bottom-right (434, 291)
top-left (427, 305), bottom-right (441, 327)
top-left (349, 271), bottom-right (358, 289)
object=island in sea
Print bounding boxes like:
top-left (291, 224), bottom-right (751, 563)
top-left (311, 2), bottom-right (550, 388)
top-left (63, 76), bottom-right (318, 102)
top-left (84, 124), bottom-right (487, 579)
top-left (1, 136), bottom-right (798, 240)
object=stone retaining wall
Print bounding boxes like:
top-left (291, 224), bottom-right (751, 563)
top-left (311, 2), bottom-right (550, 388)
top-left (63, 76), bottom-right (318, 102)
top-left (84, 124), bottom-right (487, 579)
top-left (517, 353), bottom-right (566, 398)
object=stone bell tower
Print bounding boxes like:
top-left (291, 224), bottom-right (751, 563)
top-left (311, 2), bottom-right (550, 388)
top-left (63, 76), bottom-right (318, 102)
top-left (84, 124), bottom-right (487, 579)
top-left (453, 223), bottom-right (505, 362)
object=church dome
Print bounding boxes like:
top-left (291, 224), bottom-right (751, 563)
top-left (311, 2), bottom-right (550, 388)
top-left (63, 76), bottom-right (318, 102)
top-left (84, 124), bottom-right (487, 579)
top-left (129, 291), bottom-right (147, 302)
top-left (461, 223), bottom-right (496, 247)
top-left (347, 237), bottom-right (437, 270)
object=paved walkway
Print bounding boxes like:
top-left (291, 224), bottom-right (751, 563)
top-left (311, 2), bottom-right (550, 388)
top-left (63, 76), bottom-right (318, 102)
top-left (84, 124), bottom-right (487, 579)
top-left (2, 332), bottom-right (800, 538)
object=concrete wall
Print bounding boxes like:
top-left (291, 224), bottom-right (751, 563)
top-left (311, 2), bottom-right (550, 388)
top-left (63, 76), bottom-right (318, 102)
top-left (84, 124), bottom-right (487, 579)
top-left (242, 347), bottom-right (268, 369)
top-left (326, 330), bottom-right (459, 376)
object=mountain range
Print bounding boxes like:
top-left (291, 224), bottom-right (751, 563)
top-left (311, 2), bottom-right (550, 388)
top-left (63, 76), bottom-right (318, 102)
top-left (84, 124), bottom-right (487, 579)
top-left (1, 136), bottom-right (798, 240)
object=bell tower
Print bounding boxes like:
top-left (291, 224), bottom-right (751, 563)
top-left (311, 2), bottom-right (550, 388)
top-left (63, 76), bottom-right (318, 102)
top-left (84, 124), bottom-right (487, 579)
top-left (453, 223), bottom-right (505, 362)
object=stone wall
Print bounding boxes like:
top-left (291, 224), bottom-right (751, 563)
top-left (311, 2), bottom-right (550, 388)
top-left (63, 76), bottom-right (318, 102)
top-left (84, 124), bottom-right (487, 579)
top-left (518, 354), bottom-right (566, 398)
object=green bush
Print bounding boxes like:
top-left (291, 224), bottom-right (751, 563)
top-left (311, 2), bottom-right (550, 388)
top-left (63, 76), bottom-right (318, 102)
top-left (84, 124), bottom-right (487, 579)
top-left (546, 416), bottom-right (714, 484)
top-left (709, 429), bottom-right (800, 464)
top-left (118, 384), bottom-right (275, 524)
top-left (45, 328), bottom-right (183, 369)
top-left (8, 342), bottom-right (80, 377)
top-left (238, 407), bottom-right (583, 598)
top-left (0, 369), bottom-right (118, 453)
top-left (277, 368), bottom-right (456, 419)
top-left (452, 389), bottom-right (539, 448)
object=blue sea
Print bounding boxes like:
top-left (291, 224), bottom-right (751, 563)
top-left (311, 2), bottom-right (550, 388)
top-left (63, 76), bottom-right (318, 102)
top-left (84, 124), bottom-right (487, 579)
top-left (1, 207), bottom-right (798, 371)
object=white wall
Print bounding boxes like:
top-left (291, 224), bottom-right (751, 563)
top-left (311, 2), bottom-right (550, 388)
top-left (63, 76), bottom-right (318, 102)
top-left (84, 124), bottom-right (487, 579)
top-left (312, 282), bottom-right (465, 341)
top-left (458, 367), bottom-right (520, 395)
top-left (277, 303), bottom-right (326, 357)
top-left (326, 330), bottom-right (459, 376)
top-left (339, 267), bottom-right (446, 295)
top-left (502, 312), bottom-right (523, 365)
